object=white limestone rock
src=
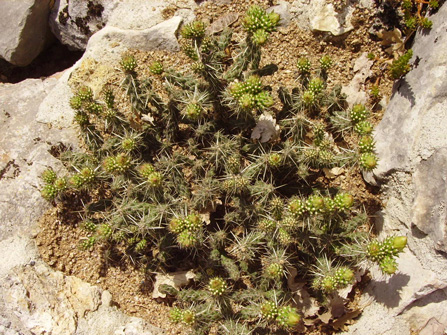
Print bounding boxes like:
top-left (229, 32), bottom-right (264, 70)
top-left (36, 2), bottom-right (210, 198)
top-left (0, 0), bottom-right (52, 66)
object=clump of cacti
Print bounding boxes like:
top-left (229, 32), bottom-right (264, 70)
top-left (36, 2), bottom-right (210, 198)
top-left (39, 5), bottom-right (410, 334)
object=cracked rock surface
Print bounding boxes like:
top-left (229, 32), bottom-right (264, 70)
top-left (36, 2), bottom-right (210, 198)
top-left (348, 4), bottom-right (447, 335)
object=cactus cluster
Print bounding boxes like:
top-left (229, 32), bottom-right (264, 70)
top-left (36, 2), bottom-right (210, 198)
top-left (242, 5), bottom-right (280, 45)
top-left (40, 5), bottom-right (410, 334)
top-left (366, 236), bottom-right (407, 274)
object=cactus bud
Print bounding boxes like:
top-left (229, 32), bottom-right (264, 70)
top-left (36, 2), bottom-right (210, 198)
top-left (252, 29), bottom-right (268, 45)
top-left (288, 197), bottom-right (305, 217)
top-left (276, 306), bottom-right (301, 328)
top-left (392, 236), bottom-right (407, 252)
top-left (319, 55), bottom-right (333, 71)
top-left (54, 177), bottom-right (67, 192)
top-left (41, 168), bottom-right (57, 184)
top-left (334, 192), bottom-right (354, 211)
top-left (120, 54), bottom-right (137, 72)
top-left (297, 57), bottom-right (311, 75)
top-left (41, 184), bottom-right (57, 201)
top-left (264, 262), bottom-right (283, 280)
top-left (260, 301), bottom-right (278, 320)
top-left (149, 61), bottom-right (164, 75)
top-left (169, 307), bottom-right (183, 323)
top-left (360, 152), bottom-right (378, 171)
top-left (208, 277), bottom-right (228, 296)
top-left (181, 309), bottom-right (196, 325)
top-left (379, 256), bottom-right (397, 275)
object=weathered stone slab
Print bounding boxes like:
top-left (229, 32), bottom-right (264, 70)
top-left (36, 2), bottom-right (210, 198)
top-left (0, 0), bottom-right (52, 66)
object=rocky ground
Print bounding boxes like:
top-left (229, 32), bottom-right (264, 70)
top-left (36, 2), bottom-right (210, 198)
top-left (1, 1), bottom-right (447, 335)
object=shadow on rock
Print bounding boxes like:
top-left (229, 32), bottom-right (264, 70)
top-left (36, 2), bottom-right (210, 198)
top-left (369, 273), bottom-right (411, 308)
top-left (394, 78), bottom-right (416, 107)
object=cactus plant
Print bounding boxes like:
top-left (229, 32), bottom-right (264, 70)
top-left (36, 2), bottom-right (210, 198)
top-left (38, 5), bottom-right (410, 334)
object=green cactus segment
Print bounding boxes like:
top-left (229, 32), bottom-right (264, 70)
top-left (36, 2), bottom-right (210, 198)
top-left (319, 55), bottom-right (333, 71)
top-left (306, 195), bottom-right (326, 215)
top-left (77, 86), bottom-right (94, 102)
top-left (181, 21), bottom-right (206, 39)
top-left (41, 184), bottom-right (58, 201)
top-left (149, 61), bottom-right (164, 75)
top-left (177, 230), bottom-right (199, 248)
top-left (229, 75), bottom-right (274, 111)
top-left (120, 54), bottom-right (137, 72)
top-left (367, 236), bottom-right (407, 274)
top-left (74, 111), bottom-right (89, 127)
top-left (354, 120), bottom-right (374, 135)
top-left (288, 198), bottom-right (305, 217)
top-left (138, 163), bottom-right (155, 178)
top-left (80, 236), bottom-right (96, 250)
top-left (70, 167), bottom-right (96, 188)
top-left (358, 136), bottom-right (375, 153)
top-left (334, 193), bottom-right (354, 211)
top-left (184, 213), bottom-right (203, 232)
top-left (276, 306), bottom-right (301, 328)
top-left (70, 95), bottom-right (84, 110)
top-left (103, 153), bottom-right (132, 174)
top-left (258, 219), bottom-right (277, 232)
top-left (297, 57), bottom-right (311, 75)
top-left (181, 309), bottom-right (196, 325)
top-left (169, 217), bottom-right (186, 234)
top-left (379, 256), bottom-right (397, 275)
top-left (315, 266), bottom-right (355, 293)
top-left (308, 77), bottom-right (325, 95)
top-left (264, 262), bottom-right (283, 280)
top-left (260, 301), bottom-right (278, 320)
top-left (81, 220), bottom-right (97, 232)
top-left (243, 6), bottom-right (280, 43)
top-left (360, 152), bottom-right (378, 171)
top-left (169, 307), bottom-right (183, 323)
top-left (147, 171), bottom-right (163, 187)
top-left (103, 88), bottom-right (115, 109)
top-left (208, 277), bottom-right (228, 296)
top-left (41, 168), bottom-right (57, 184)
top-left (334, 267), bottom-right (355, 286)
top-left (350, 104), bottom-right (369, 124)
top-left (54, 178), bottom-right (67, 191)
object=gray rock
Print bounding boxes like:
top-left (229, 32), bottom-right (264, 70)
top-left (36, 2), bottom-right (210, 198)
top-left (49, 0), bottom-right (117, 51)
top-left (0, 78), bottom-right (75, 241)
top-left (342, 52), bottom-right (374, 107)
top-left (0, 261), bottom-right (163, 335)
top-left (345, 4), bottom-right (447, 335)
top-left (49, 0), bottom-right (197, 51)
top-left (0, 0), bottom-right (52, 66)
top-left (290, 0), bottom-right (352, 36)
top-left (268, 1), bottom-right (291, 28)
top-left (290, 0), bottom-right (374, 35)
